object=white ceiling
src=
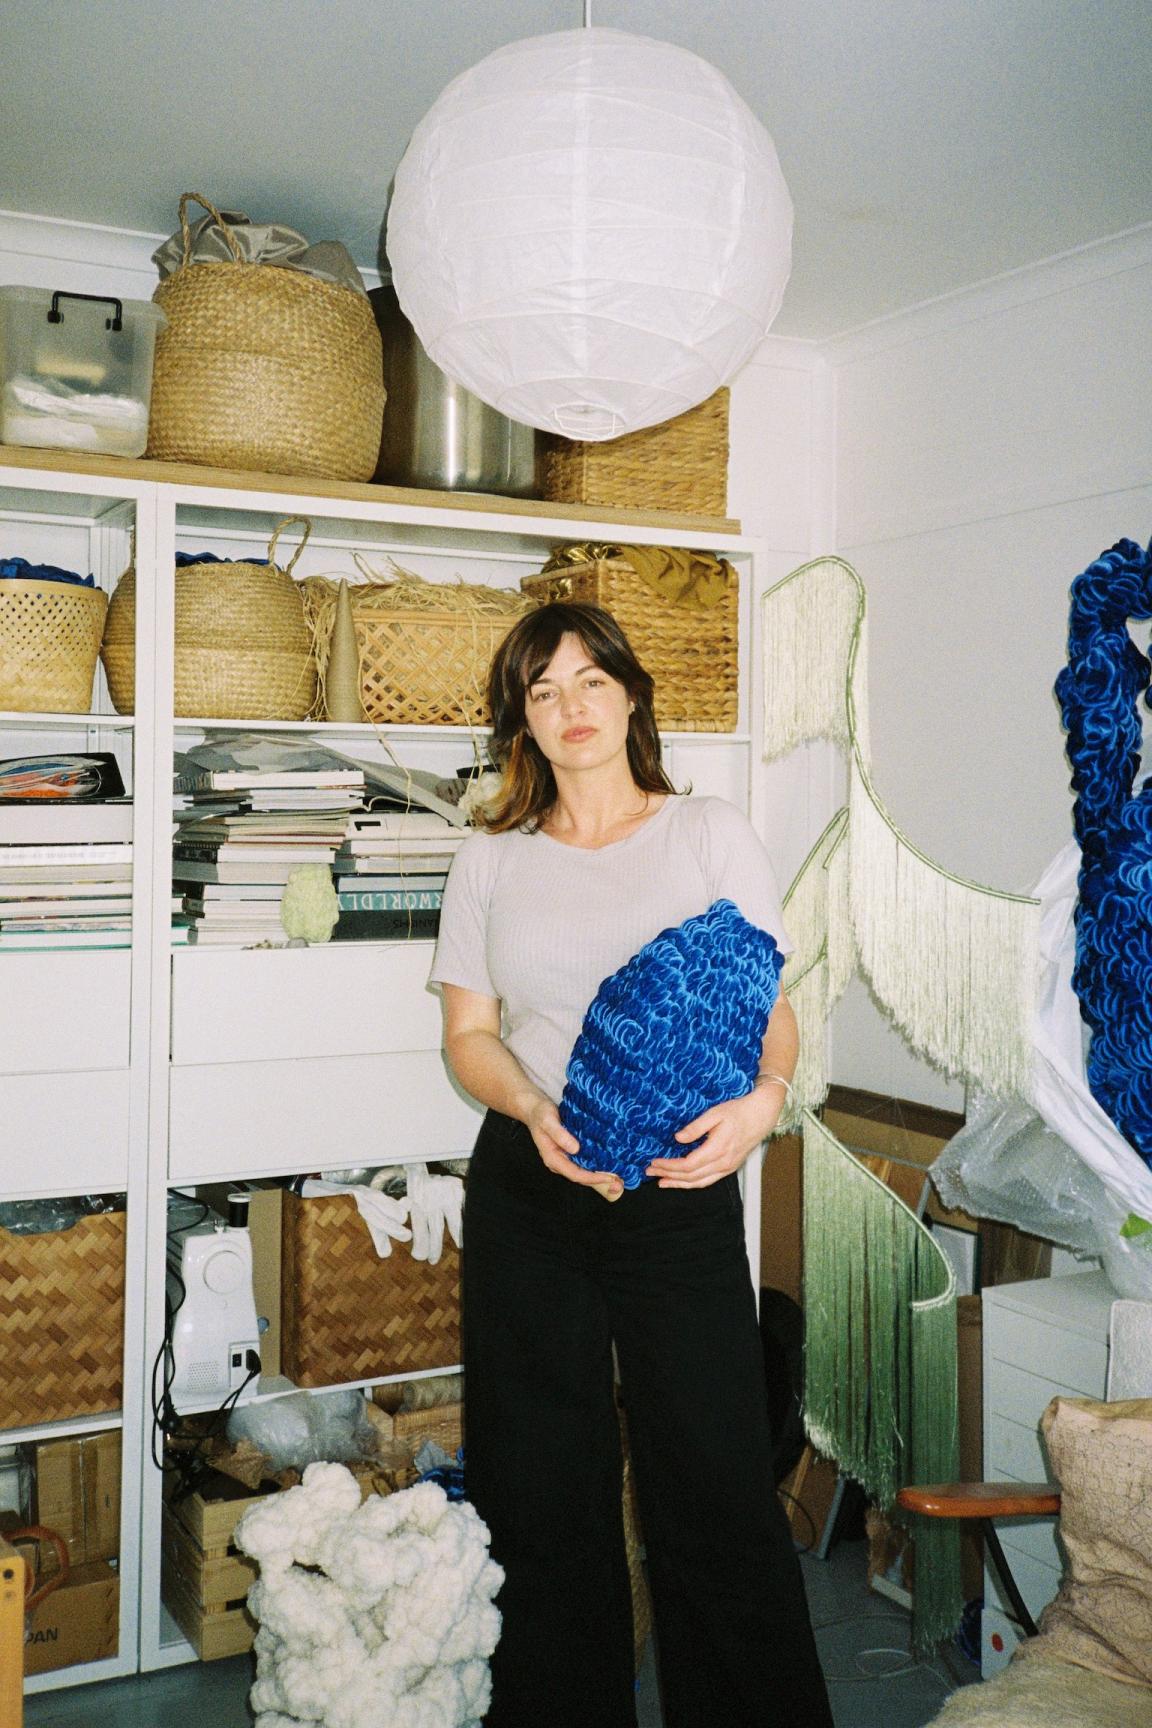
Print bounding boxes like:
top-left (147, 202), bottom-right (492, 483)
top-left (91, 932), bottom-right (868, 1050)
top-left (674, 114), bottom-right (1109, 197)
top-left (4, 0), bottom-right (1151, 339)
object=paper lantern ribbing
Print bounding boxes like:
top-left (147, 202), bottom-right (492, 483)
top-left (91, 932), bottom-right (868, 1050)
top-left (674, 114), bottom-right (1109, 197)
top-left (387, 27), bottom-right (792, 441)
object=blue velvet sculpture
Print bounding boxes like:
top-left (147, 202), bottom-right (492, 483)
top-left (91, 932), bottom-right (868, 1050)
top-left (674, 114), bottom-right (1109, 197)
top-left (559, 898), bottom-right (785, 1189)
top-left (1054, 535), bottom-right (1152, 1171)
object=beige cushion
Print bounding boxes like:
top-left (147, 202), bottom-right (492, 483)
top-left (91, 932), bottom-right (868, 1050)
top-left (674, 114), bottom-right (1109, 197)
top-left (1020, 1396), bottom-right (1152, 1688)
top-left (930, 1650), bottom-right (1149, 1727)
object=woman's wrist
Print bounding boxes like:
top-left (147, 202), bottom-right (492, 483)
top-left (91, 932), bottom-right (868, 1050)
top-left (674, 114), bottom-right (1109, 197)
top-left (753, 1071), bottom-right (794, 1108)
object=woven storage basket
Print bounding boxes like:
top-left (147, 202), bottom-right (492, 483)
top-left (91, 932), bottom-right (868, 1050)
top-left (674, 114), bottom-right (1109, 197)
top-left (101, 516), bottom-right (317, 719)
top-left (280, 1190), bottom-right (461, 1386)
top-left (540, 389), bottom-right (729, 517)
top-left (522, 550), bottom-right (738, 732)
top-left (146, 194), bottom-right (384, 482)
top-left (0, 580), bottom-right (107, 713)
top-left (301, 564), bottom-right (533, 727)
top-left (392, 1400), bottom-right (464, 1458)
top-left (0, 1210), bottom-right (125, 1429)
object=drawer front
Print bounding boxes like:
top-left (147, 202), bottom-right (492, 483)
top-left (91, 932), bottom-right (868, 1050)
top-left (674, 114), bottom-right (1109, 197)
top-left (0, 952), bottom-right (131, 1073)
top-left (0, 1070), bottom-right (130, 1194)
top-left (984, 1546), bottom-right (1061, 1623)
top-left (169, 1053), bottom-right (483, 1181)
top-left (984, 1308), bottom-right (1108, 1394)
top-left (986, 1412), bottom-right (1052, 1483)
top-left (986, 1358), bottom-right (1106, 1432)
top-left (170, 944), bottom-right (444, 1065)
top-left (996, 1514), bottom-right (1063, 1573)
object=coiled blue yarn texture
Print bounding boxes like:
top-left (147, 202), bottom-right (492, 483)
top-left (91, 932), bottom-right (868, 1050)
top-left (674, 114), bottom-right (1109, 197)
top-left (559, 898), bottom-right (785, 1189)
top-left (1054, 535), bottom-right (1152, 1172)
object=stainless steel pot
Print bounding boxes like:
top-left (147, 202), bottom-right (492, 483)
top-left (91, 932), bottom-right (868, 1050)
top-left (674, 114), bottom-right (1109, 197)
top-left (369, 285), bottom-right (538, 498)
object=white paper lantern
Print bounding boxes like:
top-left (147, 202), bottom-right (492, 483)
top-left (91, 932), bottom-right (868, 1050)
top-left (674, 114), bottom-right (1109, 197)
top-left (387, 27), bottom-right (793, 440)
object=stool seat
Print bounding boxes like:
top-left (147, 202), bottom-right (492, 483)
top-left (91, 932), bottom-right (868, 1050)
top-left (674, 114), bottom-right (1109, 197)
top-left (896, 1481), bottom-right (1061, 1519)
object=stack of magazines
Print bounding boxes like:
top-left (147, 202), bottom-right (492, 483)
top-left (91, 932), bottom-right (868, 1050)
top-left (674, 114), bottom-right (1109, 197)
top-left (174, 765), bottom-right (366, 946)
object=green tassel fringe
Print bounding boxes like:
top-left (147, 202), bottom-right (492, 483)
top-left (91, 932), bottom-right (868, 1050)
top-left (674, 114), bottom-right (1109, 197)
top-left (802, 1111), bottom-right (962, 1653)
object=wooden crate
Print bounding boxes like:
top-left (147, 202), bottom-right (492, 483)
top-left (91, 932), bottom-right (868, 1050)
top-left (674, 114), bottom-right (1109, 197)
top-left (161, 1473), bottom-right (272, 1661)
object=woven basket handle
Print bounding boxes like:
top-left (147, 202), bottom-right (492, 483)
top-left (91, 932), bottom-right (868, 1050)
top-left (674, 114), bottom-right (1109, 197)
top-left (9, 1524), bottom-right (70, 1611)
top-left (177, 192), bottom-right (245, 267)
top-left (268, 515), bottom-right (313, 577)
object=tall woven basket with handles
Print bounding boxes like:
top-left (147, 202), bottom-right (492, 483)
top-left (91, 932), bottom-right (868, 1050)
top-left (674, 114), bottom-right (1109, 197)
top-left (146, 194), bottom-right (384, 481)
top-left (101, 516), bottom-right (317, 720)
top-left (0, 579), bottom-right (107, 713)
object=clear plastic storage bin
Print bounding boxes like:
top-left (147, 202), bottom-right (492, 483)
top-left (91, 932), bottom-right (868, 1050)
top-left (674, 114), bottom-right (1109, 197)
top-left (0, 286), bottom-right (165, 458)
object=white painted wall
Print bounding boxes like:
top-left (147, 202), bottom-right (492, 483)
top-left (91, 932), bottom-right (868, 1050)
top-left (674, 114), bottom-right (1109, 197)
top-left (823, 230), bottom-right (1152, 1107)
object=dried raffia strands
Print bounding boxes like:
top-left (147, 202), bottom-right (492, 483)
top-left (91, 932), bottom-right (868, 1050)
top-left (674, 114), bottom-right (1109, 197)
top-left (301, 559), bottom-right (533, 727)
top-left (146, 194), bottom-right (384, 482)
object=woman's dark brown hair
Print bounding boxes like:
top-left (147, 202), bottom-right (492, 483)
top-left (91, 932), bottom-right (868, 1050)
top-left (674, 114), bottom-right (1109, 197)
top-left (479, 601), bottom-right (677, 833)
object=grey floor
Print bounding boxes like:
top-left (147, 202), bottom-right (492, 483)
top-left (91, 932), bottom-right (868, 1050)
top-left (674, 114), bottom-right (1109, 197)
top-left (24, 1536), bottom-right (978, 1727)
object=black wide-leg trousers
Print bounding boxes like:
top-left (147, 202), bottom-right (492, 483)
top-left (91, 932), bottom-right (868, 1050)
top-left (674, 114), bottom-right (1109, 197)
top-left (462, 1109), bottom-right (833, 1728)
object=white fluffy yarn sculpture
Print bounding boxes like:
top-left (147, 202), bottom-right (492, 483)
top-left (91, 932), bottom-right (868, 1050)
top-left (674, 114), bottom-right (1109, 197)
top-left (234, 1462), bottom-right (503, 1728)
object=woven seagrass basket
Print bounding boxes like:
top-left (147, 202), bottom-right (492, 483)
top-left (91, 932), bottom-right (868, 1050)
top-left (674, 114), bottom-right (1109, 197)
top-left (101, 516), bottom-right (317, 720)
top-left (146, 194), bottom-right (384, 482)
top-left (0, 1210), bottom-right (125, 1429)
top-left (0, 580), bottom-right (107, 713)
top-left (279, 1190), bottom-right (461, 1386)
top-left (392, 1400), bottom-right (464, 1458)
top-left (522, 550), bottom-right (738, 732)
top-left (301, 564), bottom-right (533, 727)
top-left (540, 389), bottom-right (729, 517)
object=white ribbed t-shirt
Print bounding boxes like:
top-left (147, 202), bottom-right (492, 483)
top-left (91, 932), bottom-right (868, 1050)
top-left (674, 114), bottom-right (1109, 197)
top-left (428, 795), bottom-right (792, 1106)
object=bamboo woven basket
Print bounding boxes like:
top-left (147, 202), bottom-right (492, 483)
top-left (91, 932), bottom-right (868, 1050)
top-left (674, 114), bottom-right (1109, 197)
top-left (101, 516), bottom-right (317, 720)
top-left (540, 389), bottom-right (729, 517)
top-left (522, 551), bottom-right (738, 732)
top-left (301, 565), bottom-right (533, 727)
top-left (0, 1210), bottom-right (125, 1429)
top-left (146, 194), bottom-right (384, 482)
top-left (279, 1191), bottom-right (461, 1386)
top-left (0, 580), bottom-right (107, 713)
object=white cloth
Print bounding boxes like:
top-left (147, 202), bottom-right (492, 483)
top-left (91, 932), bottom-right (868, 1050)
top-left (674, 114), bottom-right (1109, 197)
top-left (405, 1164), bottom-right (464, 1266)
top-left (300, 1179), bottom-right (412, 1258)
top-left (429, 794), bottom-right (792, 1105)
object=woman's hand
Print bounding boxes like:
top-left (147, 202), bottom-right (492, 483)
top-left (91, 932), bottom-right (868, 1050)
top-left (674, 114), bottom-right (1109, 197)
top-left (646, 1083), bottom-right (787, 1190)
top-left (524, 1098), bottom-right (624, 1202)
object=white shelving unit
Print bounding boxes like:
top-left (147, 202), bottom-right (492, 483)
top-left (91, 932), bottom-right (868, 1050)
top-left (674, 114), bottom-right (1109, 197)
top-left (0, 449), bottom-right (769, 1688)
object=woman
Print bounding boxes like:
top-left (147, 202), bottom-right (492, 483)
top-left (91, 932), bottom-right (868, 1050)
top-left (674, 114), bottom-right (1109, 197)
top-left (430, 602), bottom-right (832, 1728)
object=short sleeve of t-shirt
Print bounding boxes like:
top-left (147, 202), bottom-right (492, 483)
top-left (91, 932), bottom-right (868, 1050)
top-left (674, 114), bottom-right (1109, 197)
top-left (694, 798), bottom-right (793, 954)
top-left (428, 831), bottom-right (500, 999)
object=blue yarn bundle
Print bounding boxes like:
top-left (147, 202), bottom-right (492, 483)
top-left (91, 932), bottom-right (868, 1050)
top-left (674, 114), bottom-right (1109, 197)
top-left (1054, 535), bottom-right (1152, 1171)
top-left (559, 898), bottom-right (785, 1189)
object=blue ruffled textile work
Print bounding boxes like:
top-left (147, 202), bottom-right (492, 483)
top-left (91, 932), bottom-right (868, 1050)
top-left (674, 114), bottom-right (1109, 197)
top-left (559, 898), bottom-right (785, 1189)
top-left (1054, 535), bottom-right (1152, 1171)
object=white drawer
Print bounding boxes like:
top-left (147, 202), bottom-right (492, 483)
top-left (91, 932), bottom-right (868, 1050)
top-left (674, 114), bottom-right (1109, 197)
top-left (169, 1052), bottom-right (483, 1181)
top-left (984, 1308), bottom-right (1108, 1395)
top-left (996, 1514), bottom-right (1063, 1573)
top-left (986, 1358), bottom-right (1102, 1429)
top-left (170, 944), bottom-right (444, 1065)
top-left (0, 1069), bottom-right (130, 1194)
top-left (984, 1545), bottom-right (1061, 1623)
top-left (0, 951), bottom-right (131, 1074)
top-left (986, 1412), bottom-right (1053, 1483)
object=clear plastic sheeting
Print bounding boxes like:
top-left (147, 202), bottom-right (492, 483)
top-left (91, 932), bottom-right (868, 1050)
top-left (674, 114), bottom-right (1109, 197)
top-left (226, 1387), bottom-right (376, 1473)
top-left (932, 841), bottom-right (1152, 1299)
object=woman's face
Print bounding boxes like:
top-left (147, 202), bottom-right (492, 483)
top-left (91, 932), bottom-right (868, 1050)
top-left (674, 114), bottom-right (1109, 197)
top-left (523, 632), bottom-right (632, 773)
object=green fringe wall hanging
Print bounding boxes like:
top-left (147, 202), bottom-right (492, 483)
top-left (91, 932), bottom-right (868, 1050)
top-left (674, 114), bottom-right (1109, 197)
top-left (803, 1111), bottom-right (962, 1653)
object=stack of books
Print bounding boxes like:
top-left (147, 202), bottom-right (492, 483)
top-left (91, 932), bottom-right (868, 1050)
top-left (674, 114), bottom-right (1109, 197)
top-left (174, 766), bottom-right (366, 946)
top-left (0, 753), bottom-right (159, 949)
top-left (333, 809), bottom-right (463, 941)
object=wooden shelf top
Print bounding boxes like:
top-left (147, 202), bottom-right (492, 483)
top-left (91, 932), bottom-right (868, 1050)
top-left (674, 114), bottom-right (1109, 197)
top-left (0, 444), bottom-right (741, 537)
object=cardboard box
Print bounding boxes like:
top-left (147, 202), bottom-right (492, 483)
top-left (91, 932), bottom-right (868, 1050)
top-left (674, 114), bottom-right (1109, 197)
top-left (247, 1186), bottom-right (283, 1378)
top-left (759, 1131), bottom-right (802, 1304)
top-left (34, 1431), bottom-right (120, 1568)
top-left (23, 1560), bottom-right (118, 1675)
